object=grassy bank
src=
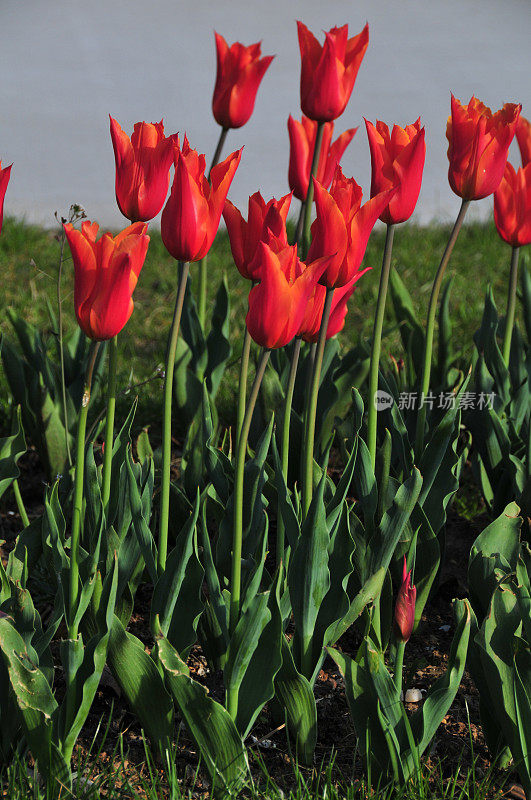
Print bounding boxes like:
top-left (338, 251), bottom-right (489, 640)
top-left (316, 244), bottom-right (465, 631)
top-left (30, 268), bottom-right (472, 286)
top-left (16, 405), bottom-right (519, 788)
top-left (0, 215), bottom-right (524, 435)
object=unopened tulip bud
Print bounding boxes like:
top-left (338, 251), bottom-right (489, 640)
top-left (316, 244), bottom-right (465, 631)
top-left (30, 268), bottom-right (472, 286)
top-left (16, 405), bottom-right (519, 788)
top-left (394, 557), bottom-right (416, 643)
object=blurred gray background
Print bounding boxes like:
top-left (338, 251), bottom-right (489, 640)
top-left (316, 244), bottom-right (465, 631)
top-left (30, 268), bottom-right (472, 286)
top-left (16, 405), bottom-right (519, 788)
top-left (1, 0), bottom-right (530, 228)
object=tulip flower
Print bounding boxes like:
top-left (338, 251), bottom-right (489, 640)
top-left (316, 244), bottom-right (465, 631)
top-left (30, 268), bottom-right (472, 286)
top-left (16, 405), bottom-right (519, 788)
top-left (494, 162), bottom-right (531, 247)
top-left (516, 115), bottom-right (531, 166)
top-left (297, 21), bottom-right (369, 122)
top-left (223, 191), bottom-right (292, 280)
top-left (446, 95), bottom-right (521, 200)
top-left (245, 238), bottom-right (328, 349)
top-left (161, 136), bottom-right (242, 263)
top-left (64, 220), bottom-right (149, 341)
top-left (365, 118), bottom-right (426, 224)
top-left (308, 169), bottom-right (394, 289)
top-left (0, 162), bottom-right (12, 236)
top-left (394, 557), bottom-right (416, 643)
top-left (299, 273), bottom-right (365, 342)
top-left (212, 32), bottom-right (274, 130)
top-left (109, 116), bottom-right (176, 222)
top-left (288, 115), bottom-right (357, 201)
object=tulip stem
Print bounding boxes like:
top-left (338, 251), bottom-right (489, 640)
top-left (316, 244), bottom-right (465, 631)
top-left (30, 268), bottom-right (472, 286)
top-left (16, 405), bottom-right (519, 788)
top-left (295, 201), bottom-right (305, 246)
top-left (196, 128), bottom-right (229, 330)
top-left (236, 326), bottom-right (252, 457)
top-left (502, 246), bottom-right (520, 365)
top-left (277, 337), bottom-right (301, 569)
top-left (394, 639), bottom-right (406, 695)
top-left (12, 479), bottom-right (30, 529)
top-left (57, 224), bottom-right (73, 468)
top-left (229, 348), bottom-right (271, 631)
top-left (101, 335), bottom-right (118, 518)
top-left (414, 199), bottom-right (470, 458)
top-left (69, 341), bottom-right (100, 639)
top-left (227, 347), bottom-right (270, 720)
top-left (159, 261), bottom-right (190, 573)
top-left (367, 224), bottom-right (395, 470)
top-left (302, 288), bottom-right (334, 517)
top-left (301, 122), bottom-right (325, 259)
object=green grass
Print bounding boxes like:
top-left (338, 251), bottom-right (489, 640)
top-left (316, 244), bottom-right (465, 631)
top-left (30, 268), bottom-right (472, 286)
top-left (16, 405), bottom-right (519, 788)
top-left (0, 214), bottom-right (525, 439)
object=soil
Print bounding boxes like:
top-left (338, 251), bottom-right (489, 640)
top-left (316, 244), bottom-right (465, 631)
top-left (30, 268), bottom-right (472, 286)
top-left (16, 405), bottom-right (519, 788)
top-left (0, 446), bottom-right (522, 799)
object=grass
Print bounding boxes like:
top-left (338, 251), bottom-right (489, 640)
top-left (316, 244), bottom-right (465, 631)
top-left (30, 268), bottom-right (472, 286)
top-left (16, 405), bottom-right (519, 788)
top-left (0, 214), bottom-right (525, 440)
top-left (0, 733), bottom-right (508, 800)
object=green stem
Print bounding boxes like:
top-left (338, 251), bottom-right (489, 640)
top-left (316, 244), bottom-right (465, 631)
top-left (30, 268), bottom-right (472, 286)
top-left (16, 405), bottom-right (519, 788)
top-left (228, 348), bottom-right (270, 719)
top-left (295, 200), bottom-right (305, 246)
top-left (69, 341), bottom-right (100, 639)
top-left (414, 199), bottom-right (470, 458)
top-left (209, 127), bottom-right (228, 178)
top-left (302, 288), bottom-right (334, 518)
top-left (502, 246), bottom-right (520, 365)
top-left (159, 261), bottom-right (190, 574)
top-left (101, 335), bottom-right (118, 517)
top-left (394, 639), bottom-right (406, 695)
top-left (301, 122), bottom-right (325, 259)
top-left (12, 479), bottom-right (29, 529)
top-left (196, 127), bottom-right (229, 330)
top-left (367, 224), bottom-right (395, 470)
top-left (277, 338), bottom-right (301, 569)
top-left (236, 325), bottom-right (253, 457)
top-left (57, 227), bottom-right (72, 468)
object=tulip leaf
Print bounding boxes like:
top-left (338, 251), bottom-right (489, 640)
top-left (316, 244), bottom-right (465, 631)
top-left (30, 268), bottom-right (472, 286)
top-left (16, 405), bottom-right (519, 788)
top-left (0, 406), bottom-right (26, 502)
top-left (156, 631), bottom-right (249, 794)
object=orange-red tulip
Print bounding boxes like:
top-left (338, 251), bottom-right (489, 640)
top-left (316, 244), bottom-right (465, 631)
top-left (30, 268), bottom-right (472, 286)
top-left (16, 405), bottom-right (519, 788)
top-left (516, 115), bottom-right (531, 167)
top-left (0, 162), bottom-right (12, 235)
top-left (297, 21), bottom-right (369, 123)
top-left (64, 220), bottom-right (149, 341)
top-left (365, 118), bottom-right (426, 224)
top-left (394, 557), bottom-right (416, 643)
top-left (493, 162), bottom-right (531, 247)
top-left (109, 116), bottom-right (176, 222)
top-left (246, 237), bottom-right (328, 349)
top-left (161, 136), bottom-right (242, 263)
top-left (288, 115), bottom-right (357, 201)
top-left (308, 169), bottom-right (394, 289)
top-left (223, 191), bottom-right (291, 280)
top-left (212, 32), bottom-right (274, 129)
top-left (446, 95), bottom-right (521, 200)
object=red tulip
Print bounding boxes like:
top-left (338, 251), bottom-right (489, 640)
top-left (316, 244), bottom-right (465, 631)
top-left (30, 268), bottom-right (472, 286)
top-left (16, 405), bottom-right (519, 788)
top-left (223, 191), bottom-right (292, 280)
top-left (365, 118), bottom-right (426, 224)
top-left (394, 557), bottom-right (416, 643)
top-left (516, 115), bottom-right (531, 167)
top-left (297, 21), bottom-right (369, 123)
top-left (446, 95), bottom-right (521, 200)
top-left (109, 116), bottom-right (176, 222)
top-left (0, 162), bottom-right (12, 235)
top-left (161, 136), bottom-right (242, 262)
top-left (246, 237), bottom-right (328, 349)
top-left (299, 273), bottom-right (366, 343)
top-left (212, 32), bottom-right (274, 129)
top-left (64, 220), bottom-right (149, 341)
top-left (288, 115), bottom-right (357, 201)
top-left (308, 169), bottom-right (394, 288)
top-left (493, 162), bottom-right (531, 247)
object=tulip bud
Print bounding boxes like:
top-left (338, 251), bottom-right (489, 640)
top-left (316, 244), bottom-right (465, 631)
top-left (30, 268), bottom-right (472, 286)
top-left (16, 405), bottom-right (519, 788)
top-left (0, 162), bottom-right (12, 236)
top-left (446, 95), bottom-right (521, 200)
top-left (394, 557), bottom-right (416, 643)
top-left (212, 33), bottom-right (274, 129)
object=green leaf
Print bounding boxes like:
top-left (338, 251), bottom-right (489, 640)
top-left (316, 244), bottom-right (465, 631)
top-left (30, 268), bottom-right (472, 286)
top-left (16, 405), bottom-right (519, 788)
top-left (273, 636), bottom-right (317, 765)
top-left (410, 599), bottom-right (471, 757)
top-left (156, 631), bottom-right (249, 794)
top-left (107, 616), bottom-right (173, 754)
top-left (0, 407), bottom-right (26, 501)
